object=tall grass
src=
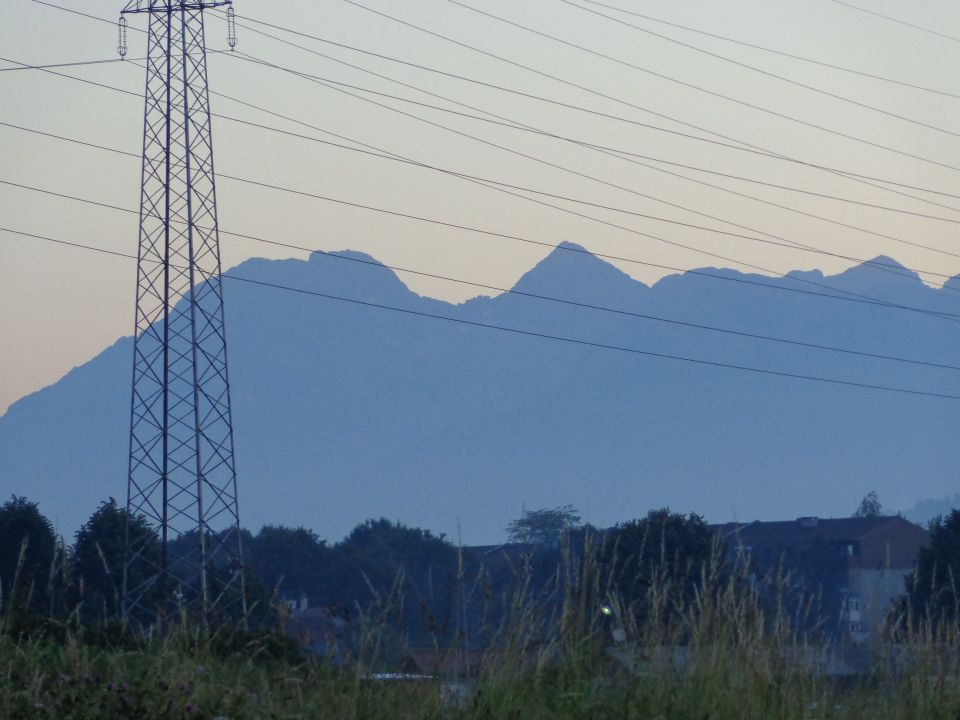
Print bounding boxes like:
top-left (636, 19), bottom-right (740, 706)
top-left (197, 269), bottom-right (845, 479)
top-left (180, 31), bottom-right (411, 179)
top-left (2, 533), bottom-right (960, 719)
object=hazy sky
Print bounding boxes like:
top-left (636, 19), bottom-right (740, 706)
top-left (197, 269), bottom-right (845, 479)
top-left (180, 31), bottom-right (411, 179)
top-left (2, 0), bottom-right (960, 415)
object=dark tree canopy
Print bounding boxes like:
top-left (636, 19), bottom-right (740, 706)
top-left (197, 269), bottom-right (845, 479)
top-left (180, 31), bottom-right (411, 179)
top-left (506, 505), bottom-right (582, 546)
top-left (337, 518), bottom-right (455, 588)
top-left (853, 491), bottom-right (882, 518)
top-left (603, 508), bottom-right (716, 609)
top-left (0, 495), bottom-right (58, 614)
top-left (73, 498), bottom-right (160, 621)
top-left (334, 518), bottom-right (457, 628)
top-left (904, 508), bottom-right (960, 622)
top-left (246, 525), bottom-right (331, 600)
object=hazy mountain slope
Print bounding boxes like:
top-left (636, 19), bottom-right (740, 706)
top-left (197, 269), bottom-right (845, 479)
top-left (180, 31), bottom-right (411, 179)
top-left (2, 244), bottom-right (958, 543)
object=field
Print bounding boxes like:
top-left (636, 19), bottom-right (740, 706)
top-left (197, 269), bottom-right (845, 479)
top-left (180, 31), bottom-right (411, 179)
top-left (2, 624), bottom-right (960, 719)
top-left (2, 548), bottom-right (959, 720)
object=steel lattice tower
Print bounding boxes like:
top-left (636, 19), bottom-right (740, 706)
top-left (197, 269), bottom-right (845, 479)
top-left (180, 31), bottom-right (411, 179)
top-left (121, 0), bottom-right (245, 625)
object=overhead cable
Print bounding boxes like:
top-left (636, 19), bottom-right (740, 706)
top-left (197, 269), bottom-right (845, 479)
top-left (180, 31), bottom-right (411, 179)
top-left (4, 225), bottom-right (958, 402)
top-left (226, 50), bottom-right (960, 270)
top-left (560, 0), bottom-right (960, 140)
top-left (31, 0), bottom-right (960, 208)
top-left (0, 56), bottom-right (139, 71)
top-left (5, 56), bottom-right (959, 306)
top-left (2, 174), bottom-right (958, 324)
top-left (832, 1), bottom-right (960, 45)
top-left (442, 0), bottom-right (960, 173)
top-left (12, 53), bottom-right (951, 301)
top-left (224, 45), bottom-right (960, 224)
top-left (578, 0), bottom-right (960, 99)
top-left (224, 51), bottom-right (960, 284)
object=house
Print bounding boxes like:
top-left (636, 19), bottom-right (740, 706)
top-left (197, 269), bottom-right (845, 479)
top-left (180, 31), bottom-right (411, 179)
top-left (715, 516), bottom-right (928, 641)
top-left (282, 596), bottom-right (350, 660)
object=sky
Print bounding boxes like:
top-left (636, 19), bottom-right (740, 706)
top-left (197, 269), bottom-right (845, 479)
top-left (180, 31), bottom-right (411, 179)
top-left (2, 0), bottom-right (960, 416)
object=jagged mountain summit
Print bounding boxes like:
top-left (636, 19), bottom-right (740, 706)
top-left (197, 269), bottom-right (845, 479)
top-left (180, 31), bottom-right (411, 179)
top-left (2, 245), bottom-right (958, 543)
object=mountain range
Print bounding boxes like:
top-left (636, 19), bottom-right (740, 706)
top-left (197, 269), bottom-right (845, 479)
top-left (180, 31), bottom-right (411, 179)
top-left (2, 243), bottom-right (958, 543)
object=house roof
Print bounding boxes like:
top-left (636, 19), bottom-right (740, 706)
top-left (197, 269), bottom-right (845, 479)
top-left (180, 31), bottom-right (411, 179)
top-left (713, 516), bottom-right (928, 568)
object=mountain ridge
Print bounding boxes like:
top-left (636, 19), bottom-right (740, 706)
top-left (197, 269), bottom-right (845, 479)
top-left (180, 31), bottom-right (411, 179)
top-left (2, 248), bottom-right (958, 543)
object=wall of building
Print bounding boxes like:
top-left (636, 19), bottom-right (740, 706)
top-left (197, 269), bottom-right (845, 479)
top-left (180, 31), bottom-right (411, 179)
top-left (845, 567), bottom-right (911, 635)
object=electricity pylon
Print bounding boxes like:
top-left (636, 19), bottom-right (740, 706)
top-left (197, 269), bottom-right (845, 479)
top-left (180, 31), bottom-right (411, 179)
top-left (120, 0), bottom-right (245, 626)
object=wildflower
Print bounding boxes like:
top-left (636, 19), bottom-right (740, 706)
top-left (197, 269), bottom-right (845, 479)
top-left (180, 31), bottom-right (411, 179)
top-left (195, 665), bottom-right (206, 675)
top-left (58, 673), bottom-right (73, 685)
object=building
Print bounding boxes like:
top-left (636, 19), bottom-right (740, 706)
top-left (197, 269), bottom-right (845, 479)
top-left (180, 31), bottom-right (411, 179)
top-left (716, 516), bottom-right (928, 641)
top-left (282, 596), bottom-right (350, 660)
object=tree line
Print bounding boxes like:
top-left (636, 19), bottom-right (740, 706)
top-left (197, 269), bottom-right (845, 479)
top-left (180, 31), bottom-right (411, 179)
top-left (1, 495), bottom-right (958, 641)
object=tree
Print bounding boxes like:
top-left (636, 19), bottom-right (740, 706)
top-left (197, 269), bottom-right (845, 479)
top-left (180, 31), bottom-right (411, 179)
top-left (335, 518), bottom-right (455, 596)
top-left (0, 496), bottom-right (58, 615)
top-left (853, 491), bottom-right (882, 518)
top-left (246, 525), bottom-right (331, 600)
top-left (331, 518), bottom-right (458, 641)
top-left (903, 508), bottom-right (960, 623)
top-left (602, 508), bottom-right (716, 611)
top-left (73, 498), bottom-right (160, 621)
top-left (506, 505), bottom-right (582, 545)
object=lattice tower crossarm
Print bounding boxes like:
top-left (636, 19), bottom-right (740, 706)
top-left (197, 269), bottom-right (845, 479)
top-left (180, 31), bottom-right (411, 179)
top-left (122, 0), bottom-right (246, 627)
top-left (121, 1), bottom-right (232, 14)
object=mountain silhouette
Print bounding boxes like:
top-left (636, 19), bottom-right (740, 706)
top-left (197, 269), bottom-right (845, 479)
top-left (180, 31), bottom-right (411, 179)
top-left (1, 246), bottom-right (958, 543)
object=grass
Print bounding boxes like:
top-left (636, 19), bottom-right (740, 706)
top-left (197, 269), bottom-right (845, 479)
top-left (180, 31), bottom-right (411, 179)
top-left (2, 536), bottom-right (960, 719)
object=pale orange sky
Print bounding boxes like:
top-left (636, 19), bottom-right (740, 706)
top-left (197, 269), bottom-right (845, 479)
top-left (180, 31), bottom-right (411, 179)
top-left (2, 0), bottom-right (960, 415)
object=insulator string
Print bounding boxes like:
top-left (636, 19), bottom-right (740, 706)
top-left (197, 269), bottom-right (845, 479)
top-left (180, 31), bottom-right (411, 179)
top-left (117, 16), bottom-right (128, 59)
top-left (227, 6), bottom-right (237, 50)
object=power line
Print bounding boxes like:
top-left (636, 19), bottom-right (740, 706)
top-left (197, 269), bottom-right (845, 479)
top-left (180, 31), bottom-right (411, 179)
top-left (222, 50), bottom-right (960, 225)
top-left (194, 21), bottom-right (960, 301)
top-left (327, 1), bottom-right (960, 212)
top-left (3, 116), bottom-right (958, 317)
top-left (6, 217), bottom-right (954, 370)
top-left (0, 55), bottom-right (140, 98)
top-left (230, 169), bottom-right (960, 304)
top-left (443, 0), bottom-right (960, 174)
top-left (33, 0), bottom-right (960, 207)
top-left (3, 172), bottom-right (958, 327)
top-left (832, 0), bottom-right (960, 45)
top-left (9, 51), bottom-right (952, 334)
top-left (206, 90), bottom-right (960, 281)
top-left (30, 43), bottom-right (933, 281)
top-left (225, 50), bottom-right (960, 272)
top-left (205, 10), bottom-right (960, 230)
top-left (0, 56), bottom-right (139, 72)
top-left (222, 50), bottom-right (960, 287)
top-left (32, 0), bottom-right (143, 33)
top-left (206, 248), bottom-right (960, 372)
top-left (579, 0), bottom-right (960, 100)
top-left (5, 225), bottom-right (958, 402)
top-left (560, 0), bottom-right (960, 140)
top-left (14, 53), bottom-right (951, 305)
top-left (40, 8), bottom-right (960, 271)
top-left (262, 6), bottom-right (960, 288)
top-left (192, 18), bottom-right (960, 282)
top-left (6, 48), bottom-right (959, 309)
